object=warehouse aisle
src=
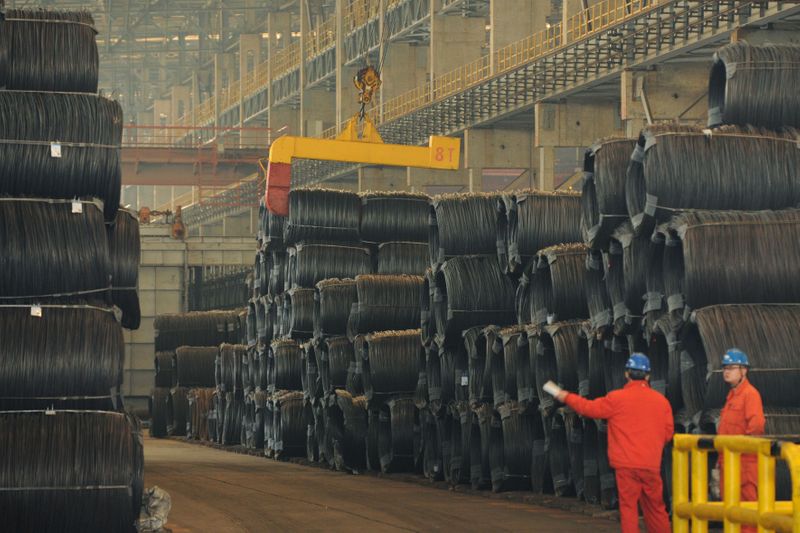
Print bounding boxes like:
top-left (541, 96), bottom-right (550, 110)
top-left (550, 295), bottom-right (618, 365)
top-left (144, 437), bottom-right (618, 533)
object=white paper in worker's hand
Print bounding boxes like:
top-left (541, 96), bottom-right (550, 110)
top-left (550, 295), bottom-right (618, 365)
top-left (543, 381), bottom-right (562, 397)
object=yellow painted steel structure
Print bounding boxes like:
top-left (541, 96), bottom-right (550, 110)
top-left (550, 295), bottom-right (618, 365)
top-left (672, 434), bottom-right (800, 533)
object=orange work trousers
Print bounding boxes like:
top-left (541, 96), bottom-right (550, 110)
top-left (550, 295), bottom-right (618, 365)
top-left (615, 468), bottom-right (671, 533)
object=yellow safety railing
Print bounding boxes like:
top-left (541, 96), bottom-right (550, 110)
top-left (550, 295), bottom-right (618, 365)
top-left (272, 40), bottom-right (301, 80)
top-left (673, 434), bottom-right (800, 533)
top-left (305, 16), bottom-right (336, 60)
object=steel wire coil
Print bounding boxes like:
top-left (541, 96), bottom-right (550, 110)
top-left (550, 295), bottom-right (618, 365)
top-left (604, 336), bottom-right (631, 393)
top-left (376, 241), bottom-right (428, 275)
top-left (269, 339), bottom-right (302, 392)
top-left (242, 346), bottom-right (258, 394)
top-left (347, 274), bottom-right (423, 339)
top-left (420, 267), bottom-right (436, 347)
top-left (436, 410), bottom-right (454, 484)
top-left (643, 319), bottom-right (672, 400)
top-left (284, 188), bottom-right (361, 244)
top-left (0, 91), bottom-right (122, 219)
top-left (582, 418), bottom-right (600, 504)
top-left (167, 386), bottom-right (189, 436)
top-left (361, 329), bottom-right (421, 402)
top-left (320, 336), bottom-right (352, 395)
top-left (359, 191), bottom-right (430, 243)
top-left (643, 227), bottom-right (668, 335)
top-left (463, 325), bottom-right (498, 406)
top-left (504, 189), bottom-right (583, 274)
top-left (428, 193), bottom-right (503, 267)
top-left (347, 335), bottom-right (365, 396)
top-left (263, 395), bottom-right (277, 455)
top-left (431, 343), bottom-right (461, 415)
top-left (274, 391), bottom-right (311, 458)
top-left (490, 326), bottom-right (526, 408)
top-left (584, 250), bottom-right (613, 334)
top-left (664, 209), bottom-right (800, 320)
top-left (581, 139), bottom-right (637, 249)
top-left (173, 346), bottom-right (217, 388)
top-left (366, 407), bottom-right (381, 471)
top-left (514, 266), bottom-right (533, 325)
top-left (211, 389), bottom-right (225, 443)
top-left (708, 42), bottom-right (800, 129)
top-left (187, 388), bottom-right (214, 441)
top-left (0, 8), bottom-right (98, 92)
top-left (271, 294), bottom-right (285, 339)
top-left (154, 352), bottom-right (173, 388)
top-left (420, 409), bottom-right (443, 480)
top-left (603, 241), bottom-right (638, 335)
top-left (0, 199), bottom-right (110, 300)
top-left (267, 251), bottom-right (287, 297)
top-left (150, 387), bottom-right (170, 438)
top-left (252, 252), bottom-right (264, 299)
top-left (613, 222), bottom-right (649, 324)
top-left (288, 243), bottom-right (373, 290)
top-left (547, 321), bottom-right (583, 397)
top-left (470, 404), bottom-right (492, 490)
top-left (449, 402), bottom-right (472, 485)
top-left (301, 341), bottom-right (322, 402)
top-left (241, 394), bottom-right (256, 448)
top-left (516, 329), bottom-right (536, 411)
top-left (414, 367), bottom-right (429, 412)
top-left (528, 244), bottom-right (589, 326)
top-left (577, 324), bottom-right (608, 401)
top-left (425, 341), bottom-right (442, 412)
top-left (216, 343), bottom-right (244, 394)
top-left (596, 419), bottom-right (619, 509)
top-left (107, 208), bottom-right (140, 329)
top-left (530, 323), bottom-right (579, 419)
top-left (562, 410), bottom-right (586, 500)
top-left (543, 412), bottom-right (576, 497)
top-left (221, 391), bottom-right (243, 445)
top-left (452, 341), bottom-right (469, 405)
top-left (0, 410), bottom-right (143, 533)
top-left (325, 390), bottom-right (369, 472)
top-left (0, 305), bottom-right (123, 409)
top-left (246, 300), bottom-right (257, 347)
top-left (260, 202), bottom-right (286, 250)
top-left (434, 256), bottom-right (516, 339)
top-left (490, 401), bottom-right (533, 492)
top-left (253, 390), bottom-right (268, 448)
top-left (496, 197), bottom-right (511, 274)
top-left (313, 278), bottom-right (356, 338)
top-left (305, 400), bottom-right (320, 462)
top-left (154, 311), bottom-right (242, 352)
top-left (255, 296), bottom-right (271, 346)
top-left (285, 287), bottom-right (314, 339)
top-left (626, 125), bottom-right (800, 236)
top-left (377, 397), bottom-right (419, 473)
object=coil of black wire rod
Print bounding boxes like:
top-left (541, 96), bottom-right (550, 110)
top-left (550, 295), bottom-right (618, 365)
top-left (0, 9), bottom-right (98, 93)
top-left (491, 401), bottom-right (533, 493)
top-left (463, 325), bottom-right (497, 405)
top-left (469, 404), bottom-right (492, 490)
top-left (420, 267), bottom-right (436, 347)
top-left (504, 190), bottom-right (583, 274)
top-left (530, 327), bottom-right (558, 419)
top-left (602, 241), bottom-right (638, 335)
top-left (221, 391), bottom-right (243, 445)
top-left (107, 208), bottom-right (140, 329)
top-left (359, 191), bottom-right (430, 243)
top-left (187, 388), bottom-right (214, 441)
top-left (263, 397), bottom-right (276, 455)
top-left (528, 405), bottom-right (548, 494)
top-left (377, 397), bottom-right (418, 473)
top-left (261, 202), bottom-right (286, 250)
top-left (255, 251), bottom-right (268, 298)
top-left (347, 274), bottom-right (423, 338)
top-left (584, 250), bottom-right (613, 334)
top-left (154, 352), bottom-right (173, 388)
top-left (643, 318), bottom-right (672, 400)
top-left (0, 410), bottom-right (143, 533)
top-left (543, 412), bottom-right (576, 497)
top-left (267, 251), bottom-right (287, 297)
top-left (434, 256), bottom-right (516, 339)
top-left (708, 42), bottom-right (800, 129)
top-left (625, 125), bottom-right (800, 236)
top-left (285, 287), bottom-right (314, 339)
top-left (435, 343), bottom-right (461, 415)
top-left (271, 295), bottom-right (284, 339)
top-left (242, 394), bottom-right (256, 448)
top-left (376, 242), bottom-right (429, 275)
top-left (246, 300), bottom-right (257, 347)
top-left (327, 391), bottom-right (369, 472)
top-left (613, 221), bottom-right (649, 321)
top-left (562, 410), bottom-right (585, 500)
top-left (255, 296), bottom-right (271, 346)
top-left (306, 400), bottom-right (320, 462)
top-left (284, 188), bottom-right (361, 244)
top-left (320, 336), bottom-right (352, 395)
top-left (643, 226), bottom-right (668, 335)
top-left (366, 408), bottom-right (381, 471)
top-left (595, 419), bottom-right (618, 509)
top-left (239, 345), bottom-right (254, 394)
top-left (173, 346), bottom-right (217, 388)
top-left (414, 366), bottom-right (429, 412)
top-left (216, 343), bottom-right (244, 393)
top-left (269, 339), bottom-right (302, 392)
top-left (150, 387), bottom-right (170, 438)
top-left (0, 92), bottom-right (122, 219)
top-left (425, 341), bottom-right (442, 413)
top-left (154, 310), bottom-right (242, 352)
top-left (436, 410), bottom-right (454, 484)
top-left (313, 278), bottom-right (357, 338)
top-left (253, 390), bottom-right (268, 449)
top-left (581, 139), bottom-right (637, 249)
top-left (301, 341), bottom-right (322, 402)
top-left (514, 265), bottom-right (533, 325)
top-left (428, 193), bottom-right (503, 266)
top-left (489, 326), bottom-right (525, 408)
top-left (449, 402), bottom-right (472, 485)
top-left (452, 341), bottom-right (469, 405)
top-left (361, 330), bottom-right (421, 402)
top-left (602, 336), bottom-right (630, 393)
top-left (0, 305), bottom-right (123, 410)
top-left (528, 244), bottom-right (589, 326)
top-left (167, 386), bottom-right (189, 436)
top-left (420, 409), bottom-right (442, 480)
top-left (0, 199), bottom-right (110, 300)
top-left (347, 335), bottom-right (365, 396)
top-left (582, 418), bottom-right (600, 504)
top-left (289, 243), bottom-right (373, 290)
top-left (496, 197), bottom-right (511, 274)
top-left (273, 391), bottom-right (306, 458)
top-left (547, 321), bottom-right (583, 395)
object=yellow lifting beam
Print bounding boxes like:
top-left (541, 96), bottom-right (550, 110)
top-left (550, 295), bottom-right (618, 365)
top-left (262, 114), bottom-right (461, 216)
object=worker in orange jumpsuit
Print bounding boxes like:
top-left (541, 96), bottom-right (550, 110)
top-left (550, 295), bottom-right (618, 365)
top-left (545, 353), bottom-right (673, 533)
top-left (717, 348), bottom-right (765, 533)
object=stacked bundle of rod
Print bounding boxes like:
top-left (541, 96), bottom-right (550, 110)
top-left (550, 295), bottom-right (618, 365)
top-left (216, 343), bottom-right (244, 395)
top-left (529, 322), bottom-right (581, 420)
top-left (602, 240), bottom-right (637, 335)
top-left (611, 221), bottom-right (649, 330)
top-left (272, 390), bottom-right (306, 458)
top-left (252, 252), bottom-right (265, 299)
top-left (323, 390), bottom-right (368, 472)
top-left (469, 403), bottom-right (493, 490)
top-left (361, 330), bottom-right (421, 402)
top-left (285, 287), bottom-right (314, 339)
top-left (347, 274), bottom-right (423, 338)
top-left (625, 125), bottom-right (800, 236)
top-left (313, 278), bottom-right (356, 338)
top-left (464, 325), bottom-right (498, 406)
top-left (154, 352), bottom-right (173, 388)
top-left (433, 255), bottom-right (516, 340)
top-left (527, 243), bottom-right (589, 326)
top-left (0, 411), bottom-right (143, 532)
top-left (515, 328), bottom-right (536, 411)
top-left (489, 325), bottom-right (526, 409)
top-left (154, 311), bottom-right (242, 352)
top-left (708, 42), bottom-right (800, 129)
top-left (428, 193), bottom-right (503, 267)
top-left (643, 226), bottom-right (669, 334)
top-left (267, 251), bottom-right (287, 297)
top-left (420, 267), bottom-right (436, 347)
top-left (269, 339), bottom-right (303, 392)
top-left (580, 139), bottom-right (638, 249)
top-left (272, 294), bottom-right (285, 338)
top-left (167, 387), bottom-right (188, 436)
top-left (0, 92), bottom-right (123, 220)
top-left (320, 336), bottom-right (352, 395)
top-left (420, 409), bottom-right (442, 480)
top-left (376, 242), bottom-right (428, 275)
top-left (435, 409), bottom-right (454, 483)
top-left (643, 318), bottom-right (672, 399)
top-left (187, 388), bottom-right (214, 441)
top-left (542, 411), bottom-right (576, 497)
top-left (377, 397), bottom-right (419, 473)
top-left (107, 207), bottom-right (140, 329)
top-left (561, 410), bottom-right (585, 500)
top-left (347, 335), bottom-right (365, 396)
top-left (0, 199), bottom-right (110, 301)
top-left (239, 345), bottom-right (255, 394)
top-left (428, 342), bottom-right (462, 416)
top-left (448, 402), bottom-right (472, 485)
top-left (242, 394), bottom-right (256, 448)
top-left (301, 341), bottom-right (322, 403)
top-left (583, 250), bottom-right (613, 334)
top-left (288, 243), bottom-right (373, 290)
top-left (365, 408), bottom-right (381, 471)
top-left (255, 296), bottom-right (271, 346)
top-left (514, 263), bottom-right (533, 325)
top-left (424, 342), bottom-right (442, 412)
top-left (305, 400), bottom-right (320, 462)
top-left (502, 189), bottom-right (582, 274)
top-left (150, 387), bottom-right (169, 438)
top-left (359, 191), bottom-right (430, 242)
top-left (0, 9), bottom-right (98, 92)
top-left (173, 346), bottom-right (217, 388)
top-left (246, 300), bottom-right (257, 347)
top-left (211, 389), bottom-right (225, 443)
top-left (490, 401), bottom-right (533, 492)
top-left (222, 391), bottom-right (243, 445)
top-left (260, 201), bottom-right (286, 250)
top-left (662, 209), bottom-right (800, 321)
top-left (284, 188), bottom-right (361, 244)
top-left (0, 306), bottom-right (122, 410)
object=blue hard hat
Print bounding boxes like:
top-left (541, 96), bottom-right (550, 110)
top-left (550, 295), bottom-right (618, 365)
top-left (625, 353), bottom-right (651, 373)
top-left (722, 348), bottom-right (750, 367)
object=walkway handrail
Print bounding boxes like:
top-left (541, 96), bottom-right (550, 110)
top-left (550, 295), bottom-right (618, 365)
top-left (672, 434), bottom-right (800, 533)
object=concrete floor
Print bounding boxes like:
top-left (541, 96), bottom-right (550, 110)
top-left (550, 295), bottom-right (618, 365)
top-left (144, 436), bottom-right (620, 533)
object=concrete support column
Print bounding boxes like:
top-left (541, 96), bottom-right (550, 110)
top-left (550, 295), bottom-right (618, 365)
top-left (464, 128), bottom-right (536, 192)
top-left (213, 53), bottom-right (232, 132)
top-left (429, 0), bottom-right (485, 92)
top-left (171, 86), bottom-right (191, 143)
top-left (303, 88), bottom-right (336, 137)
top-left (267, 11), bottom-right (293, 138)
top-left (358, 167), bottom-right (408, 192)
top-left (200, 221), bottom-right (223, 237)
top-left (299, 0), bottom-right (308, 136)
top-left (381, 43), bottom-right (428, 103)
top-left (490, 1), bottom-right (551, 73)
top-left (407, 168), bottom-right (471, 194)
top-left (239, 34), bottom-right (262, 146)
top-left (222, 213), bottom-right (252, 237)
top-left (335, 0), bottom-right (360, 129)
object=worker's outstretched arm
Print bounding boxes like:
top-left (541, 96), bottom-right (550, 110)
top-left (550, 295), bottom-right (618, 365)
top-left (563, 393), bottom-right (615, 420)
top-left (744, 388), bottom-right (766, 435)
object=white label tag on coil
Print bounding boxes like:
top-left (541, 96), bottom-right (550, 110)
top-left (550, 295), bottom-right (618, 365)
top-left (461, 375), bottom-right (468, 386)
top-left (45, 408), bottom-right (56, 415)
top-left (51, 142), bottom-right (62, 158)
top-left (71, 201), bottom-right (83, 214)
top-left (30, 305), bottom-right (42, 318)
